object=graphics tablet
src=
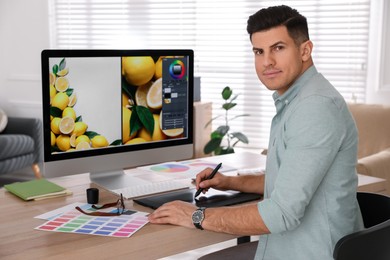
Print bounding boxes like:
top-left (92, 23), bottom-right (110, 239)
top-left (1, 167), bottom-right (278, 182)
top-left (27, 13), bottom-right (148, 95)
top-left (134, 189), bottom-right (262, 209)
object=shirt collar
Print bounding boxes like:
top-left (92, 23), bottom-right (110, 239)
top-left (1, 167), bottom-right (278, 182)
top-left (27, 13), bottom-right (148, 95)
top-left (272, 65), bottom-right (317, 112)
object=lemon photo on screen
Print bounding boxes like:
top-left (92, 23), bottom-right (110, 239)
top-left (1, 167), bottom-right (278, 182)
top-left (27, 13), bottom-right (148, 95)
top-left (49, 57), bottom-right (120, 153)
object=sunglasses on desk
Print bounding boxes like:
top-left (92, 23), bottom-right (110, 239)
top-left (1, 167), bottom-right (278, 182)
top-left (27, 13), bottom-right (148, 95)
top-left (75, 193), bottom-right (126, 216)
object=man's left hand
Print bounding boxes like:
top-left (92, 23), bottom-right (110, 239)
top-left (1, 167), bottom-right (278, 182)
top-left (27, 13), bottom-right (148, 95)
top-left (148, 200), bottom-right (197, 229)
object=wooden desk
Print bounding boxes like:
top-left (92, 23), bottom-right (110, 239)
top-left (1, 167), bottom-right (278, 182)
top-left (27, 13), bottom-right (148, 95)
top-left (0, 152), bottom-right (386, 259)
top-left (0, 172), bottom-right (239, 260)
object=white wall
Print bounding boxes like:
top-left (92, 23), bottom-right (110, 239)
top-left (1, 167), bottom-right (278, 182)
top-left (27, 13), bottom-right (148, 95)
top-left (0, 0), bottom-right (49, 118)
top-left (0, 0), bottom-right (389, 120)
top-left (366, 0), bottom-right (390, 104)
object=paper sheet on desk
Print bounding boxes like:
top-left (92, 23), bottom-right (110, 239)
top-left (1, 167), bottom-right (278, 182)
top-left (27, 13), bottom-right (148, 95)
top-left (34, 203), bottom-right (149, 238)
top-left (137, 160), bottom-right (237, 180)
top-left (179, 159), bottom-right (237, 173)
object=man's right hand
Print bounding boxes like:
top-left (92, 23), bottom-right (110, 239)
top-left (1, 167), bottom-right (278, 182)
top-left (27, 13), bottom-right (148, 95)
top-left (195, 167), bottom-right (231, 195)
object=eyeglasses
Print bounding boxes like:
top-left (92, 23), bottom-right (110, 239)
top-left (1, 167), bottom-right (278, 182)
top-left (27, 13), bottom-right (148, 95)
top-left (75, 193), bottom-right (126, 216)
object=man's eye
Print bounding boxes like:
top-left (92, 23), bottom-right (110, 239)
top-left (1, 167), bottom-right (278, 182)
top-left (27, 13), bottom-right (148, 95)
top-left (274, 45), bottom-right (284, 51)
top-left (253, 49), bottom-right (263, 55)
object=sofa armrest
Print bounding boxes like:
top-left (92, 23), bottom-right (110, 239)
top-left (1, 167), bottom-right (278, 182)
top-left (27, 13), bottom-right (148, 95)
top-left (357, 148), bottom-right (390, 193)
top-left (2, 117), bottom-right (43, 163)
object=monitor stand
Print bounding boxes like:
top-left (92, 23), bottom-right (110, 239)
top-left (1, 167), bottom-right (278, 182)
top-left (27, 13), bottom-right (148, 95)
top-left (89, 169), bottom-right (151, 191)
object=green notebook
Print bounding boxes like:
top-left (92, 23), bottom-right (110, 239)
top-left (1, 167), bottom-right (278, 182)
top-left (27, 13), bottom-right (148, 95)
top-left (4, 179), bottom-right (69, 201)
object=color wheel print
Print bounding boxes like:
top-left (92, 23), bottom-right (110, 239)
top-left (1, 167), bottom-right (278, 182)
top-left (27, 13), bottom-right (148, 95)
top-left (150, 163), bottom-right (190, 173)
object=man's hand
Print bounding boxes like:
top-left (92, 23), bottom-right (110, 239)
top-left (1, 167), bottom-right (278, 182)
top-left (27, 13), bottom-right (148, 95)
top-left (148, 200), bottom-right (197, 228)
top-left (195, 167), bottom-right (231, 194)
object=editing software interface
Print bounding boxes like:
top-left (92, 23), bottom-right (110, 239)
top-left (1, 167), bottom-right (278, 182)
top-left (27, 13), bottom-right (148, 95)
top-left (161, 58), bottom-right (188, 131)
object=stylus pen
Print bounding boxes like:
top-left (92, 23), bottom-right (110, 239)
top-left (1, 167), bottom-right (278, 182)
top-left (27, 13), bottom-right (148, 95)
top-left (194, 163), bottom-right (222, 198)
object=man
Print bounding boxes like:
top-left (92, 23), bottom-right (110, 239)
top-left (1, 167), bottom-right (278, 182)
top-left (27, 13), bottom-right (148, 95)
top-left (148, 5), bottom-right (363, 259)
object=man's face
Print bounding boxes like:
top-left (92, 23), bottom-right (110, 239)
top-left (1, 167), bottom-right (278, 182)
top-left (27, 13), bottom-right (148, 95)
top-left (251, 26), bottom-right (311, 95)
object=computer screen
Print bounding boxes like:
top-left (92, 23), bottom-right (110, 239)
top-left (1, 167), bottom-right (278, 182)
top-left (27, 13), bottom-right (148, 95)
top-left (41, 49), bottom-right (194, 190)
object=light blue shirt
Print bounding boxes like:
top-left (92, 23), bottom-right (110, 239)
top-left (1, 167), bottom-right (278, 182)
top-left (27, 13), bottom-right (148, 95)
top-left (255, 66), bottom-right (364, 260)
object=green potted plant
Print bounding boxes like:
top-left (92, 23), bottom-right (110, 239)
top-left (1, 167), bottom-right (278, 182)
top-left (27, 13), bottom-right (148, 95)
top-left (203, 86), bottom-right (250, 155)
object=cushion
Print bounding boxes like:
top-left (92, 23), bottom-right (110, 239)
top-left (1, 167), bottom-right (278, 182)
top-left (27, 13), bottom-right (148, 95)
top-left (0, 134), bottom-right (35, 160)
top-left (0, 108), bottom-right (7, 133)
top-left (348, 103), bottom-right (390, 158)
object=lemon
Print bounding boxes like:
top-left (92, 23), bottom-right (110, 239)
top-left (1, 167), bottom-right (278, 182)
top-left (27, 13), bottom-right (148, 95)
top-left (91, 135), bottom-right (109, 148)
top-left (62, 107), bottom-right (76, 121)
top-left (49, 72), bottom-right (56, 86)
top-left (68, 93), bottom-right (77, 107)
top-left (135, 81), bottom-right (152, 107)
top-left (57, 68), bottom-right (69, 77)
top-left (51, 131), bottom-right (56, 146)
top-left (50, 85), bottom-right (57, 104)
top-left (154, 57), bottom-right (163, 79)
top-left (69, 134), bottom-right (77, 147)
top-left (122, 107), bottom-right (137, 143)
top-left (55, 76), bottom-right (69, 92)
top-left (59, 116), bottom-right (75, 134)
top-left (75, 135), bottom-right (90, 146)
top-left (162, 128), bottom-right (184, 137)
top-left (122, 56), bottom-right (155, 86)
top-left (122, 93), bottom-right (130, 107)
top-left (146, 78), bottom-right (162, 110)
top-left (52, 92), bottom-right (69, 111)
top-left (50, 117), bottom-right (61, 135)
top-left (138, 114), bottom-right (166, 141)
top-left (125, 137), bottom-right (147, 145)
top-left (159, 111), bottom-right (184, 137)
top-left (56, 134), bottom-right (71, 151)
top-left (76, 141), bottom-right (91, 150)
top-left (72, 122), bottom-right (88, 136)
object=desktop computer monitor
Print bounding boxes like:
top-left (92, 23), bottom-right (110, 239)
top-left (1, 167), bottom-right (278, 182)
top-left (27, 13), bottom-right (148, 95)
top-left (41, 49), bottom-right (194, 191)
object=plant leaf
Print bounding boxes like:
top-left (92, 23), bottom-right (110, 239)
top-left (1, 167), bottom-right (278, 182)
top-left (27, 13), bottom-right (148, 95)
top-left (216, 125), bottom-right (229, 135)
top-left (122, 77), bottom-right (136, 102)
top-left (135, 106), bottom-right (154, 135)
top-left (204, 115), bottom-right (222, 128)
top-left (223, 103), bottom-right (237, 110)
top-left (230, 94), bottom-right (239, 102)
top-left (66, 88), bottom-right (74, 96)
top-left (210, 131), bottom-right (223, 139)
top-left (85, 131), bottom-right (99, 139)
top-left (52, 64), bottom-right (58, 75)
top-left (130, 108), bottom-right (142, 136)
top-left (231, 132), bottom-right (249, 144)
top-left (203, 137), bottom-right (222, 154)
top-left (229, 114), bottom-right (250, 121)
top-left (222, 86), bottom-right (232, 100)
top-left (50, 107), bottom-right (62, 117)
top-left (110, 139), bottom-right (122, 146)
top-left (220, 147), bottom-right (235, 154)
top-left (59, 58), bottom-right (66, 71)
top-left (75, 115), bottom-right (82, 122)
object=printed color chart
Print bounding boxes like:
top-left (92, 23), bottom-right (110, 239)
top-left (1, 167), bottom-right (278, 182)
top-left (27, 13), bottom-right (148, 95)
top-left (35, 209), bottom-right (149, 238)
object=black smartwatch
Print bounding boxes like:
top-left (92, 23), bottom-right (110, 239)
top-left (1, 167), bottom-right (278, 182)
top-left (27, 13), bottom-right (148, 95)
top-left (192, 207), bottom-right (206, 230)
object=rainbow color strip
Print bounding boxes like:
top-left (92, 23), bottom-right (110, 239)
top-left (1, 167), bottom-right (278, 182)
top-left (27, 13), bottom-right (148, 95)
top-left (169, 60), bottom-right (185, 79)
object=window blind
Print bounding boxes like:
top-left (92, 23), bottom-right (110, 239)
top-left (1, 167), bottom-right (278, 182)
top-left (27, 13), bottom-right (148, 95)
top-left (49, 0), bottom-right (371, 150)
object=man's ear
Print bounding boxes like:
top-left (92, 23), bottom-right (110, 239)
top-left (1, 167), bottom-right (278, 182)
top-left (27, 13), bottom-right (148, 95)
top-left (300, 40), bottom-right (313, 62)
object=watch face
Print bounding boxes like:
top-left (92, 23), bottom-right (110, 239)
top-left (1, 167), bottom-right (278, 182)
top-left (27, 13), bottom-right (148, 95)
top-left (192, 210), bottom-right (204, 223)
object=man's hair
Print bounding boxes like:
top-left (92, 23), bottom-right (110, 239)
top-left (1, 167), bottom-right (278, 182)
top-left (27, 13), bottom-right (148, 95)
top-left (247, 5), bottom-right (310, 46)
